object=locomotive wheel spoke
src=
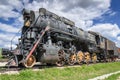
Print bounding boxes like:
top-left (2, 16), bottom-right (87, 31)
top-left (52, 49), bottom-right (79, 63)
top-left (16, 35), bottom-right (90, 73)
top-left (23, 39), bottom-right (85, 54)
top-left (77, 51), bottom-right (84, 65)
top-left (23, 55), bottom-right (36, 68)
top-left (68, 53), bottom-right (76, 65)
top-left (56, 50), bottom-right (65, 67)
top-left (85, 52), bottom-right (90, 65)
top-left (92, 53), bottom-right (97, 64)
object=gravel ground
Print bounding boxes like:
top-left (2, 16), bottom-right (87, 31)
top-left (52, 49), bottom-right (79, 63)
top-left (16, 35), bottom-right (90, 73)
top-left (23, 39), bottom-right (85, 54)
top-left (0, 62), bottom-right (120, 77)
top-left (117, 76), bottom-right (120, 80)
top-left (0, 62), bottom-right (19, 75)
top-left (89, 71), bottom-right (120, 80)
top-left (0, 62), bottom-right (7, 67)
top-left (0, 62), bottom-right (83, 75)
top-left (0, 71), bottom-right (19, 75)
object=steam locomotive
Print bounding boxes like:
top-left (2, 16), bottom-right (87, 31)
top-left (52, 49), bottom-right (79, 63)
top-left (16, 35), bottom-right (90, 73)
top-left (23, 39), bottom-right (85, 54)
top-left (7, 8), bottom-right (120, 68)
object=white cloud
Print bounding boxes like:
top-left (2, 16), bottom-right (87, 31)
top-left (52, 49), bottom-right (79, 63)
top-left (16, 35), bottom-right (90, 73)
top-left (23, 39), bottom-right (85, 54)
top-left (115, 41), bottom-right (120, 48)
top-left (0, 33), bottom-right (20, 49)
top-left (0, 0), bottom-right (111, 29)
top-left (21, 0), bottom-right (111, 28)
top-left (116, 36), bottom-right (120, 47)
top-left (106, 10), bottom-right (117, 16)
top-left (0, 0), bottom-right (22, 19)
top-left (0, 33), bottom-right (19, 42)
top-left (0, 0), bottom-right (112, 24)
top-left (117, 36), bottom-right (120, 41)
top-left (4, 44), bottom-right (16, 49)
top-left (89, 23), bottom-right (120, 38)
top-left (0, 5), bottom-right (19, 19)
top-left (0, 22), bottom-right (20, 33)
top-left (0, 0), bottom-right (120, 48)
top-left (0, 0), bottom-right (22, 48)
top-left (89, 23), bottom-right (120, 47)
top-left (0, 39), bottom-right (17, 49)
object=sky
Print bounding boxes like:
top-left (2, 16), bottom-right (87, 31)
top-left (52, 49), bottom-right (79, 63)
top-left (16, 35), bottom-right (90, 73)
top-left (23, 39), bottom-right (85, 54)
top-left (0, 0), bottom-right (120, 49)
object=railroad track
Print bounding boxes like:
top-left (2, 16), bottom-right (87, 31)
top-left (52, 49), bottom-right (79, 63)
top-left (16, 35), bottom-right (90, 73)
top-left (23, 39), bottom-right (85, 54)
top-left (0, 62), bottom-right (96, 75)
top-left (0, 61), bottom-right (116, 75)
top-left (0, 59), bottom-right (8, 62)
top-left (0, 63), bottom-right (59, 74)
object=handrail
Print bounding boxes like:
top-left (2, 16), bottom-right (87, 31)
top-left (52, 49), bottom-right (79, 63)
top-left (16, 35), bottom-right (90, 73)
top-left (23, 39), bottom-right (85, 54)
top-left (11, 14), bottom-right (41, 51)
top-left (10, 29), bottom-right (21, 50)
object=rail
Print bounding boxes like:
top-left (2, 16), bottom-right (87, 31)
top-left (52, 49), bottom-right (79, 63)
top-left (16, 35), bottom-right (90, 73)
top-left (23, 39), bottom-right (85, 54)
top-left (10, 29), bottom-right (21, 50)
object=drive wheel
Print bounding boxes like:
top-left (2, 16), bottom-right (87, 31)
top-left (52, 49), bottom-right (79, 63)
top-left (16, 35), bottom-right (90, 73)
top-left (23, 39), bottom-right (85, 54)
top-left (85, 52), bottom-right (90, 65)
top-left (92, 53), bottom-right (97, 64)
top-left (56, 50), bottom-right (65, 67)
top-left (23, 55), bottom-right (36, 68)
top-left (77, 51), bottom-right (84, 65)
top-left (68, 53), bottom-right (76, 65)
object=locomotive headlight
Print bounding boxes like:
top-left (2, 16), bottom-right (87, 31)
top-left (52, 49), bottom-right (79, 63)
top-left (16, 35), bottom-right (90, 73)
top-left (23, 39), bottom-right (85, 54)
top-left (24, 20), bottom-right (30, 27)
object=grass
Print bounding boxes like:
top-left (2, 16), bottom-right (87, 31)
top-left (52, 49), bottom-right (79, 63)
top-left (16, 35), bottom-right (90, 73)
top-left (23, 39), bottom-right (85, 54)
top-left (0, 62), bottom-right (120, 80)
top-left (105, 73), bottom-right (120, 80)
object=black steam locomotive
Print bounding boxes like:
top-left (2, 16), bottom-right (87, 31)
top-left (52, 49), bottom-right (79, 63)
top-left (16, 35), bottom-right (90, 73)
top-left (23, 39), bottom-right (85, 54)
top-left (7, 8), bottom-right (119, 68)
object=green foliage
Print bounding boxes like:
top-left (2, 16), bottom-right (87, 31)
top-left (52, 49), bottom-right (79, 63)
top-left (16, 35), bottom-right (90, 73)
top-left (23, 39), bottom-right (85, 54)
top-left (0, 62), bottom-right (120, 80)
top-left (105, 73), bottom-right (120, 80)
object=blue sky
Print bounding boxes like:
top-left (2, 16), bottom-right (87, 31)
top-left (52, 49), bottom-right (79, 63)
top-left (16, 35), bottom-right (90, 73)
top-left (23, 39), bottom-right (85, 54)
top-left (93, 0), bottom-right (120, 26)
top-left (0, 0), bottom-right (120, 49)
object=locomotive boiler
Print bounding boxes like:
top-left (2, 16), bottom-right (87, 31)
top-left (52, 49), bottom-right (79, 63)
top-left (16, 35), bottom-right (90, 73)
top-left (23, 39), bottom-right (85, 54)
top-left (7, 8), bottom-right (119, 68)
